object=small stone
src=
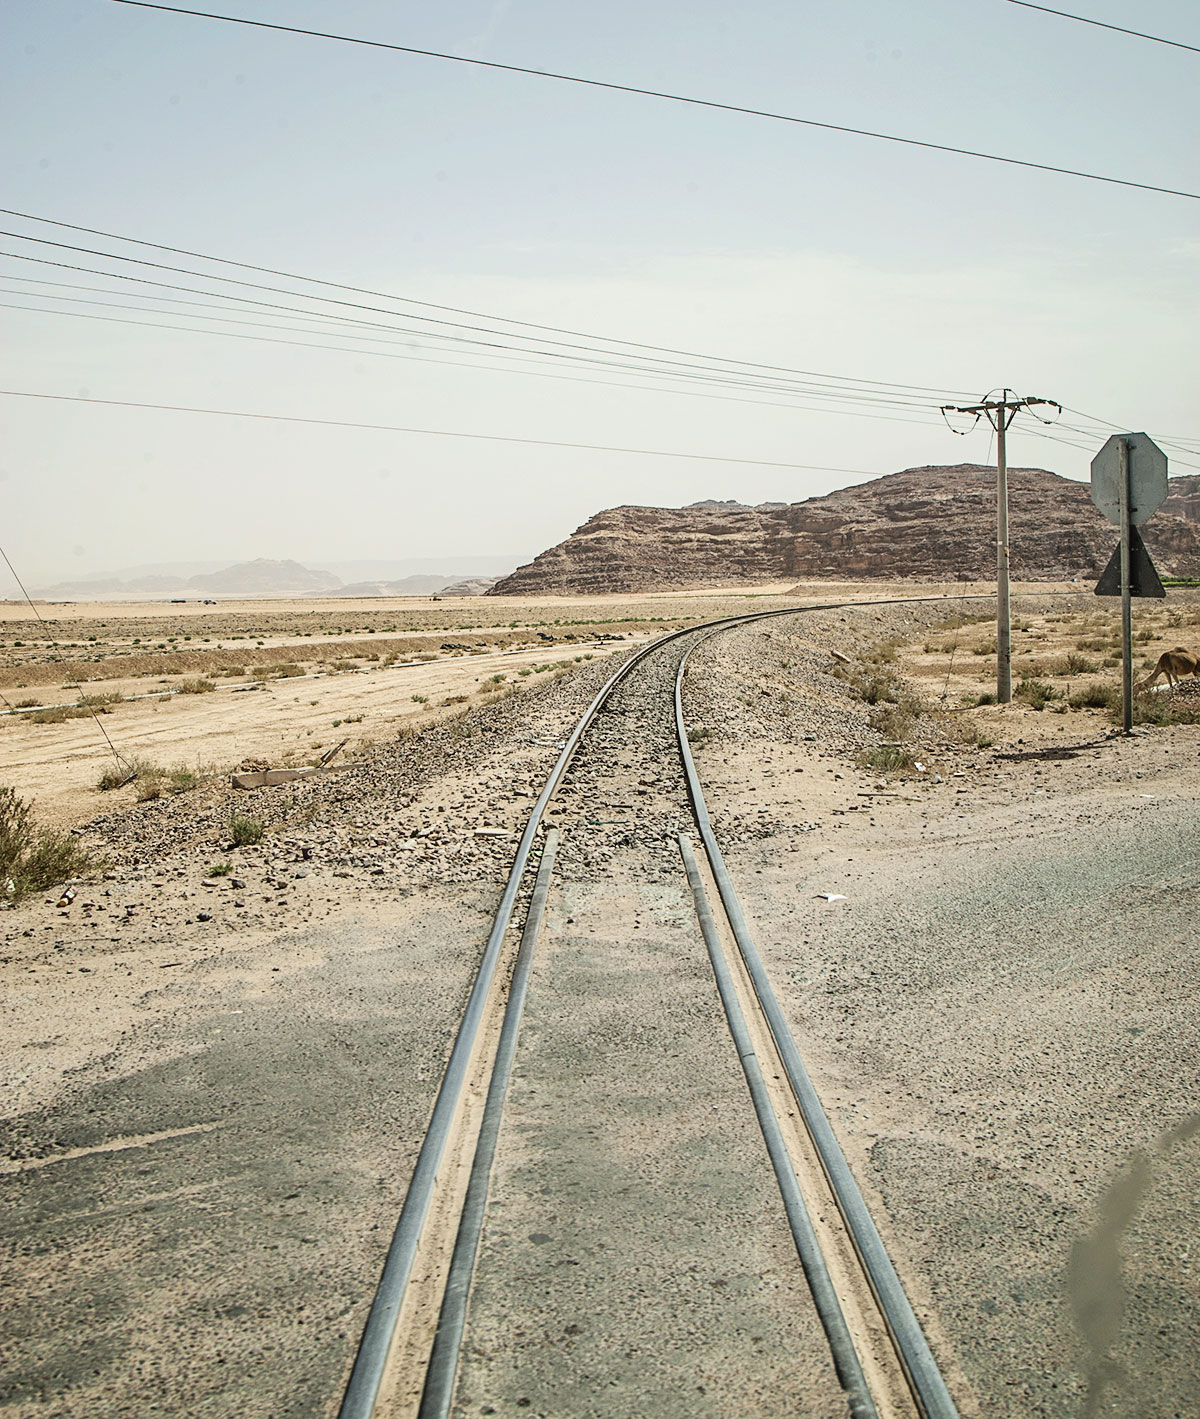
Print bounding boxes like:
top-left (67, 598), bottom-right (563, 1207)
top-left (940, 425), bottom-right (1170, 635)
top-left (196, 912), bottom-right (213, 922)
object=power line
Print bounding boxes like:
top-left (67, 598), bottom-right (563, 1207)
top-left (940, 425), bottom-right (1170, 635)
top-left (0, 232), bottom-right (963, 411)
top-left (101, 0), bottom-right (1200, 201)
top-left (0, 387), bottom-right (901, 473)
top-left (1054, 406), bottom-right (1200, 466)
top-left (0, 291), bottom-right (957, 433)
top-left (0, 210), bottom-right (972, 401)
top-left (1022, 421), bottom-right (1200, 475)
top-left (0, 289), bottom-right (958, 422)
top-left (999, 1), bottom-right (1200, 55)
top-left (0, 280), bottom-right (958, 414)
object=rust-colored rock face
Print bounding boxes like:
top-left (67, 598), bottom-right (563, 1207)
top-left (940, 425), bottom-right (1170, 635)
top-left (488, 466), bottom-right (1200, 595)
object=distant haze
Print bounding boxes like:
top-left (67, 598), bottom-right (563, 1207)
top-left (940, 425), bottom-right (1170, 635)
top-left (27, 555), bottom-right (521, 600)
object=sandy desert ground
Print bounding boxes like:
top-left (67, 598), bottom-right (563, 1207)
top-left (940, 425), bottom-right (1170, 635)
top-left (1, 581), bottom-right (1198, 1418)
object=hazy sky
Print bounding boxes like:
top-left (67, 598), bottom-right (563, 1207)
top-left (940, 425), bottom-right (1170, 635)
top-left (2, 0), bottom-right (1197, 585)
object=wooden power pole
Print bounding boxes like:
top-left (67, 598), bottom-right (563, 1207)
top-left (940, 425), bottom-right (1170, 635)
top-left (942, 391), bottom-right (1058, 703)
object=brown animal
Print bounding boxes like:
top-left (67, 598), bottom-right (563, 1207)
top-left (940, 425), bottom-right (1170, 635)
top-left (1141, 647), bottom-right (1200, 689)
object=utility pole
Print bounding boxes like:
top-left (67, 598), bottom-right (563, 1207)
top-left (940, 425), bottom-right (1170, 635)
top-left (941, 390), bottom-right (1059, 703)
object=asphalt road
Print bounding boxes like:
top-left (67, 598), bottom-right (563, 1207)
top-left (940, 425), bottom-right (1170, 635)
top-left (0, 892), bottom-right (490, 1419)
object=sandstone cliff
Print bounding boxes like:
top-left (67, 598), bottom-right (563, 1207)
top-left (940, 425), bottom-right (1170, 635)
top-left (1164, 473), bottom-right (1200, 525)
top-left (488, 465), bottom-right (1200, 595)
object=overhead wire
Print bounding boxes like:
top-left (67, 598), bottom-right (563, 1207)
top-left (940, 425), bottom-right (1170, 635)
top-left (2, 296), bottom-right (961, 432)
top-left (0, 234), bottom-right (966, 413)
top-left (1056, 406), bottom-right (1200, 461)
top-left (0, 285), bottom-right (958, 422)
top-left (0, 279), bottom-right (951, 414)
top-left (99, 0), bottom-right (1200, 201)
top-left (0, 210), bottom-right (977, 401)
top-left (0, 387), bottom-right (921, 472)
top-left (998, 0), bottom-right (1200, 55)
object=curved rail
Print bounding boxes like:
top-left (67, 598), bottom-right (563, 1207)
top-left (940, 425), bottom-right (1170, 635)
top-left (338, 607), bottom-right (792, 1418)
top-left (340, 589), bottom-right (1036, 1417)
top-left (674, 623), bottom-right (959, 1418)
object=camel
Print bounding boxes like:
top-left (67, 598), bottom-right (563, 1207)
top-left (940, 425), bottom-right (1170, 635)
top-left (1140, 648), bottom-right (1200, 689)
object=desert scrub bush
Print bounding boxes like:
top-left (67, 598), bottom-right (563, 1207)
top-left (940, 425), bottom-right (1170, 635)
top-left (863, 639), bottom-right (899, 666)
top-left (1068, 682), bottom-right (1119, 711)
top-left (215, 665), bottom-right (247, 677)
top-left (411, 694), bottom-right (428, 704)
top-left (14, 697), bottom-right (42, 708)
top-left (1, 786), bottom-right (96, 901)
top-left (78, 691), bottom-right (123, 707)
top-left (1065, 653), bottom-right (1099, 674)
top-left (687, 725), bottom-right (714, 747)
top-left (209, 860), bottom-right (233, 876)
top-left (130, 759), bottom-right (202, 800)
top-left (858, 674), bottom-right (900, 705)
top-left (177, 677), bottom-right (215, 694)
top-left (267, 662), bottom-right (305, 678)
top-left (441, 694), bottom-right (469, 706)
top-left (869, 699), bottom-right (921, 740)
top-left (331, 659), bottom-right (360, 673)
top-left (1014, 678), bottom-right (1059, 711)
top-left (1130, 690), bottom-right (1200, 728)
top-left (857, 744), bottom-right (917, 773)
top-left (28, 705), bottom-right (92, 724)
top-left (229, 813), bottom-right (264, 847)
top-left (96, 762), bottom-right (137, 791)
top-left (972, 640), bottom-right (998, 656)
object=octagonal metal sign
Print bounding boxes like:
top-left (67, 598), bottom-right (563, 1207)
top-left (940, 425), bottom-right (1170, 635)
top-left (1090, 431), bottom-right (1168, 526)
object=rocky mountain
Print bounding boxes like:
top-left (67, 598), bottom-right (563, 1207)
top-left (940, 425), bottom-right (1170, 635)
top-left (489, 465), bottom-right (1200, 595)
top-left (1164, 473), bottom-right (1200, 525)
top-left (440, 576), bottom-right (501, 596)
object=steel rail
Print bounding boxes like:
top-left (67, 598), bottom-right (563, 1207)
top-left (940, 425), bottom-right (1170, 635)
top-left (673, 625), bottom-right (960, 1419)
top-left (342, 588), bottom-right (1071, 1416)
top-left (416, 828), bottom-right (560, 1419)
top-left (677, 832), bottom-right (878, 1419)
top-left (338, 607), bottom-right (792, 1419)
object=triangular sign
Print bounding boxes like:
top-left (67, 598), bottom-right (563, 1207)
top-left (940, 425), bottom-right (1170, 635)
top-left (1094, 525), bottom-right (1166, 598)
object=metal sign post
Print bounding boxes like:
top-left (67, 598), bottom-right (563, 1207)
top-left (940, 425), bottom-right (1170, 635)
top-left (1118, 438), bottom-right (1133, 733)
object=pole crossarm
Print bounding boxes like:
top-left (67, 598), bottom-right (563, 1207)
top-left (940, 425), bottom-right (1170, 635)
top-left (940, 394), bottom-right (1060, 425)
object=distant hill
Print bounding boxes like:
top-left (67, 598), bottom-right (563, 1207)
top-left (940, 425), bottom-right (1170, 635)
top-left (188, 559), bottom-right (340, 595)
top-left (440, 576), bottom-right (500, 596)
top-left (489, 465), bottom-right (1200, 595)
top-left (35, 554), bottom-right (518, 599)
top-left (323, 576), bottom-right (461, 597)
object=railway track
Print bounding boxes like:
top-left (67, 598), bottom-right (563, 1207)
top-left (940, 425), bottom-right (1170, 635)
top-left (337, 600), bottom-right (966, 1419)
